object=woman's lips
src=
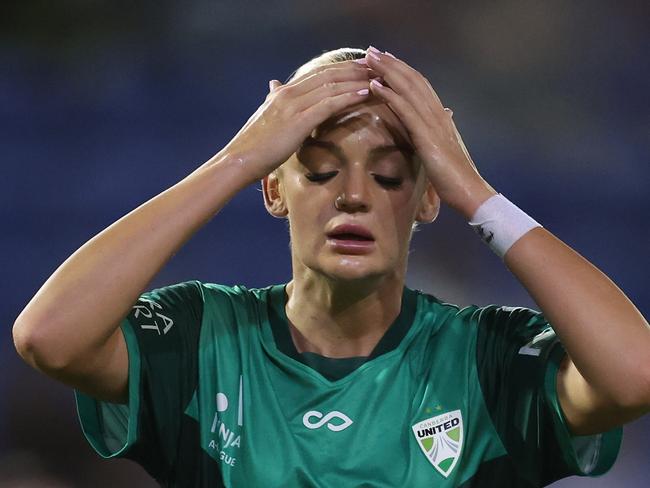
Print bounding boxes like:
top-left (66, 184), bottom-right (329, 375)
top-left (326, 223), bottom-right (375, 241)
top-left (326, 224), bottom-right (376, 255)
top-left (326, 238), bottom-right (376, 254)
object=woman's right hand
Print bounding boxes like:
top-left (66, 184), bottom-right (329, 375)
top-left (219, 59), bottom-right (374, 183)
top-left (12, 59), bottom-right (375, 405)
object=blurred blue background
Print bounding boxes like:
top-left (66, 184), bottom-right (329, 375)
top-left (2, 1), bottom-right (648, 486)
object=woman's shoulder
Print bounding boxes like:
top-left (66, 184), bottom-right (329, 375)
top-left (186, 281), bottom-right (290, 312)
top-left (138, 281), bottom-right (282, 313)
top-left (409, 286), bottom-right (545, 329)
top-left (149, 280), bottom-right (279, 295)
top-left (199, 281), bottom-right (281, 298)
top-left (408, 286), bottom-right (474, 319)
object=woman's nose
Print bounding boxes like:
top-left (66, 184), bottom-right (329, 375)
top-left (334, 168), bottom-right (371, 212)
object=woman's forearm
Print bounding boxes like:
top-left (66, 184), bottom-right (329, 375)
top-left (504, 227), bottom-right (650, 410)
top-left (13, 151), bottom-right (251, 370)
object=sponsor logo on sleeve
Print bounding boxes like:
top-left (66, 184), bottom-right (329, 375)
top-left (412, 410), bottom-right (463, 478)
top-left (132, 297), bottom-right (174, 335)
top-left (518, 327), bottom-right (555, 356)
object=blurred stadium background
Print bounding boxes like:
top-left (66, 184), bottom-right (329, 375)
top-left (1, 1), bottom-right (648, 486)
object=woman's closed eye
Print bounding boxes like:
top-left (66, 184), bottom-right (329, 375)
top-left (305, 172), bottom-right (403, 189)
top-left (305, 171), bottom-right (338, 182)
top-left (372, 174), bottom-right (403, 189)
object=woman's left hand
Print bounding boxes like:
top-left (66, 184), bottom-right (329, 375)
top-left (364, 46), bottom-right (497, 218)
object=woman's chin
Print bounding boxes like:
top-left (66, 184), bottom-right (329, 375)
top-left (319, 256), bottom-right (387, 283)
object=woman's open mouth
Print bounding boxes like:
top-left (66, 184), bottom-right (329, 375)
top-left (326, 224), bottom-right (376, 254)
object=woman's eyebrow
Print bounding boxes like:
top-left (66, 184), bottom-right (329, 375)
top-left (300, 138), bottom-right (345, 159)
top-left (369, 143), bottom-right (414, 158)
top-left (300, 137), bottom-right (413, 158)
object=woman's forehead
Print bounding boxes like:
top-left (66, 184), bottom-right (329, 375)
top-left (311, 99), bottom-right (410, 147)
top-left (293, 98), bottom-right (418, 175)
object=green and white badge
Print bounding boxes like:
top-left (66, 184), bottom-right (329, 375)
top-left (412, 410), bottom-right (464, 478)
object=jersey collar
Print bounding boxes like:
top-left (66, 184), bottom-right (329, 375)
top-left (266, 284), bottom-right (418, 380)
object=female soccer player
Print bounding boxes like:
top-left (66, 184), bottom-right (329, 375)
top-left (13, 46), bottom-right (650, 487)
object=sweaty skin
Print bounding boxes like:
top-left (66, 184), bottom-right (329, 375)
top-left (12, 59), bottom-right (376, 404)
top-left (265, 98), bottom-right (438, 358)
top-left (360, 46), bottom-right (650, 436)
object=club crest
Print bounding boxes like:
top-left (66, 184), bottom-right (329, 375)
top-left (412, 410), bottom-right (463, 478)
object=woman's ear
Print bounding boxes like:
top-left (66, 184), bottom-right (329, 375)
top-left (415, 180), bottom-right (440, 224)
top-left (262, 171), bottom-right (288, 218)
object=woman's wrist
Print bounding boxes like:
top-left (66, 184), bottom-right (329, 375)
top-left (443, 178), bottom-right (499, 220)
top-left (197, 149), bottom-right (263, 190)
top-left (467, 194), bottom-right (542, 259)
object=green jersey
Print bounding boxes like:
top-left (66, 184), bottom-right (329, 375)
top-left (74, 281), bottom-right (621, 487)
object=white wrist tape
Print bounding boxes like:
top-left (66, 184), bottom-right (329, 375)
top-left (468, 194), bottom-right (542, 258)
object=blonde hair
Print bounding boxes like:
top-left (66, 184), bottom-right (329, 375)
top-left (285, 47), bottom-right (367, 84)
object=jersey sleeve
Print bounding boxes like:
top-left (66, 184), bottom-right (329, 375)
top-left (73, 280), bottom-right (204, 481)
top-left (474, 305), bottom-right (622, 485)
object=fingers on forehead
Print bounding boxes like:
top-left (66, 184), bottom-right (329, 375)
top-left (290, 65), bottom-right (370, 89)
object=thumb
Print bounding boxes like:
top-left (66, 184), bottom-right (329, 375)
top-left (268, 79), bottom-right (282, 92)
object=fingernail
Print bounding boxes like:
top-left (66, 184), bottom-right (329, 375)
top-left (353, 58), bottom-right (367, 65)
top-left (370, 79), bottom-right (384, 89)
top-left (356, 88), bottom-right (369, 96)
top-left (367, 45), bottom-right (381, 54)
top-left (366, 51), bottom-right (381, 61)
top-left (384, 51), bottom-right (397, 59)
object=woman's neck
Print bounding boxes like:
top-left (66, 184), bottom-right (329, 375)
top-left (284, 275), bottom-right (404, 358)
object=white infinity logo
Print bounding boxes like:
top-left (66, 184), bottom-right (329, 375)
top-left (302, 410), bottom-right (353, 432)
